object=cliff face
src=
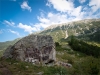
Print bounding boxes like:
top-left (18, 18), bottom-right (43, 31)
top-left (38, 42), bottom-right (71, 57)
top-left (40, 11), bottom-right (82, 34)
top-left (3, 35), bottom-right (56, 65)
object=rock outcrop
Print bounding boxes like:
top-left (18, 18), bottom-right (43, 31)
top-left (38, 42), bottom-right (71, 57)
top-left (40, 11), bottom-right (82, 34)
top-left (3, 35), bottom-right (56, 65)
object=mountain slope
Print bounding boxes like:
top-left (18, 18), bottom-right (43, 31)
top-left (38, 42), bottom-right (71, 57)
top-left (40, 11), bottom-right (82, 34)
top-left (0, 38), bottom-right (20, 50)
top-left (0, 19), bottom-right (100, 52)
top-left (0, 19), bottom-right (100, 75)
top-left (0, 38), bottom-right (20, 57)
top-left (39, 19), bottom-right (100, 43)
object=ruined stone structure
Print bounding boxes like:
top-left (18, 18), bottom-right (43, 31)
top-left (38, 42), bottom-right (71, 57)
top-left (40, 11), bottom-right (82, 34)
top-left (3, 35), bottom-right (56, 65)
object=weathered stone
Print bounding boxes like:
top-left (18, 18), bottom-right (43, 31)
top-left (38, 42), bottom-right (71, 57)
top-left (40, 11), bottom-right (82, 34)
top-left (3, 35), bottom-right (56, 65)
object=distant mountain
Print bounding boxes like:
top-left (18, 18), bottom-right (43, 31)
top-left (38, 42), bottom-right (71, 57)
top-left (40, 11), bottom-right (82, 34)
top-left (0, 19), bottom-right (100, 51)
top-left (0, 38), bottom-right (20, 50)
top-left (39, 19), bottom-right (100, 43)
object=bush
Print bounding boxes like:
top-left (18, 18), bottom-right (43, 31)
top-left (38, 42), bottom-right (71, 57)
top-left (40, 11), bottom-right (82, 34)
top-left (68, 37), bottom-right (100, 58)
top-left (55, 42), bottom-right (60, 47)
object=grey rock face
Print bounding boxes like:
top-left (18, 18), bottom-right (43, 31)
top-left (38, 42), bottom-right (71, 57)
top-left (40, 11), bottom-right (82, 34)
top-left (3, 35), bottom-right (56, 65)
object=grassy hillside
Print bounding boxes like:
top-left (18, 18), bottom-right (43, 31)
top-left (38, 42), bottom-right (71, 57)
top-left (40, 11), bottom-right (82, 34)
top-left (38, 19), bottom-right (100, 74)
top-left (0, 42), bottom-right (100, 75)
top-left (0, 58), bottom-right (68, 75)
top-left (0, 38), bottom-right (20, 50)
top-left (0, 38), bottom-right (20, 57)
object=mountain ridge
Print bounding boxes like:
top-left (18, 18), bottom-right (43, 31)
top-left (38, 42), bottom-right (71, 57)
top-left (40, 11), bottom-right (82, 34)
top-left (39, 19), bottom-right (100, 42)
top-left (0, 19), bottom-right (100, 51)
top-left (43, 19), bottom-right (100, 31)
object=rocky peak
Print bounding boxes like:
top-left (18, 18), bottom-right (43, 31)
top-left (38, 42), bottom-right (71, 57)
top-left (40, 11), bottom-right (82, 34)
top-left (3, 34), bottom-right (56, 65)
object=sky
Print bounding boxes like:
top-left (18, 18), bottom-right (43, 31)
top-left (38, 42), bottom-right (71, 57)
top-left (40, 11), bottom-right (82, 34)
top-left (0, 0), bottom-right (100, 42)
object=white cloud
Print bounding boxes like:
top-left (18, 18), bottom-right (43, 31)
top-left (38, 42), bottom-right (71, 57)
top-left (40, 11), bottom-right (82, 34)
top-left (45, 0), bottom-right (83, 20)
top-left (45, 0), bottom-right (100, 22)
top-left (37, 17), bottom-right (50, 23)
top-left (18, 23), bottom-right (37, 34)
top-left (47, 0), bottom-right (74, 12)
top-left (21, 1), bottom-right (32, 12)
top-left (79, 0), bottom-right (86, 4)
top-left (3, 20), bottom-right (15, 26)
top-left (46, 12), bottom-right (68, 23)
top-left (89, 0), bottom-right (100, 13)
top-left (9, 29), bottom-right (20, 36)
top-left (31, 7), bottom-right (83, 31)
top-left (35, 6), bottom-right (83, 28)
top-left (70, 6), bottom-right (83, 18)
top-left (17, 0), bottom-right (100, 32)
top-left (33, 6), bottom-right (87, 30)
top-left (32, 12), bottom-right (69, 30)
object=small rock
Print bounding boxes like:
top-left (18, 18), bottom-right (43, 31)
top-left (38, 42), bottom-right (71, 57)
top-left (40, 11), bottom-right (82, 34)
top-left (37, 72), bottom-right (44, 75)
top-left (25, 66), bottom-right (29, 68)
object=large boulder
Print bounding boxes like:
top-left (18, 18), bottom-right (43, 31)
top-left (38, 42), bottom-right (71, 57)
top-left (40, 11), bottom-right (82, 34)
top-left (3, 35), bottom-right (56, 65)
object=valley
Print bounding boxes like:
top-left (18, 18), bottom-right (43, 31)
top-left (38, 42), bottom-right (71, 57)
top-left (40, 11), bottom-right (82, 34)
top-left (0, 19), bottom-right (100, 75)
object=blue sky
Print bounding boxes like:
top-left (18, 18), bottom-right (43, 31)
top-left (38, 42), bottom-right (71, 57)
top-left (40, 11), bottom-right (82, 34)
top-left (0, 0), bottom-right (100, 42)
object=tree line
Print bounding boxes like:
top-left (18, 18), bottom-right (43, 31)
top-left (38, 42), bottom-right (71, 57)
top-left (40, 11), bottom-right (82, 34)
top-left (68, 36), bottom-right (100, 58)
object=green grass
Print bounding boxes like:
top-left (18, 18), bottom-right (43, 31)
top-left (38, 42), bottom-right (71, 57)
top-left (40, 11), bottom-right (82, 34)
top-left (56, 42), bottom-right (100, 75)
top-left (0, 50), bottom-right (4, 57)
top-left (0, 38), bottom-right (100, 75)
top-left (0, 58), bottom-right (68, 75)
top-left (0, 45), bottom-right (100, 75)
